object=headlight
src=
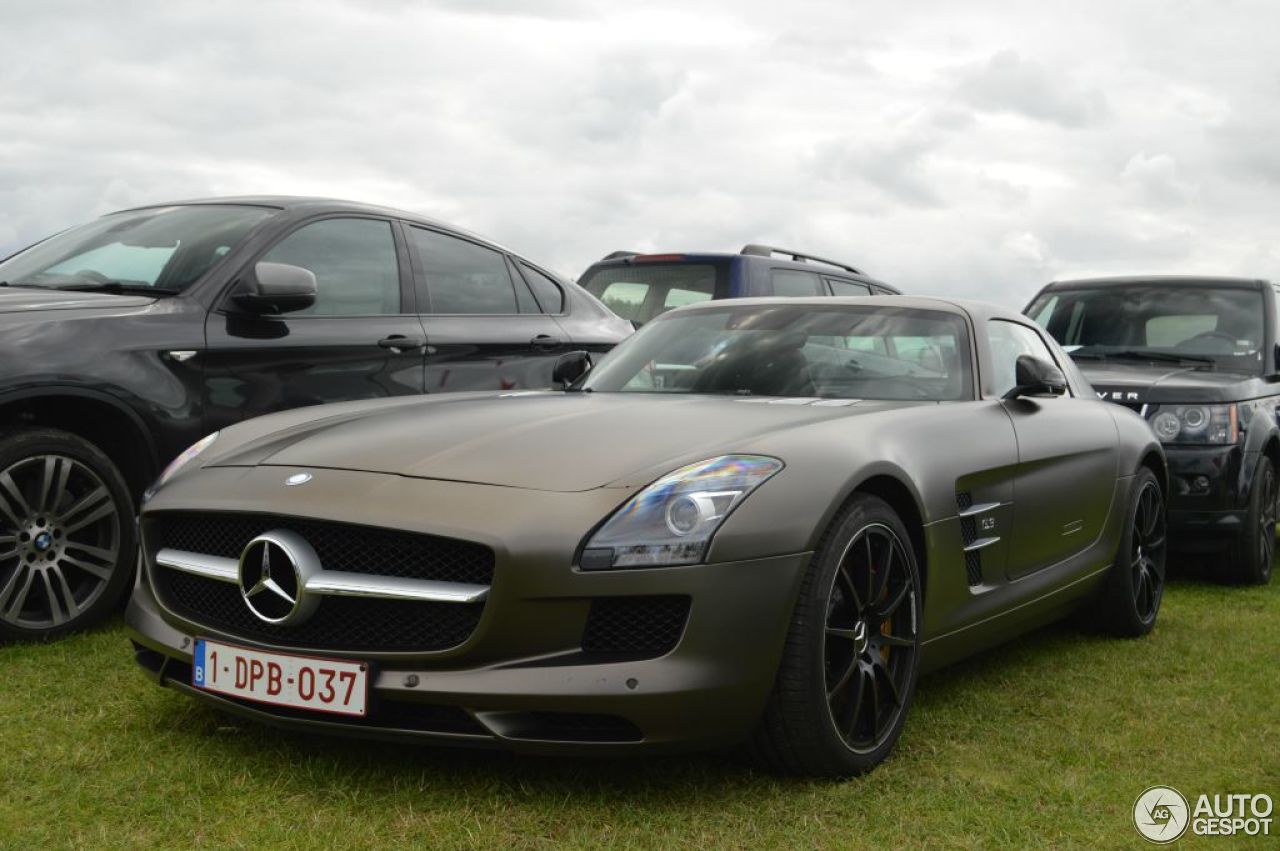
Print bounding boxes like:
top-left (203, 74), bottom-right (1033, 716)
top-left (580, 455), bottom-right (784, 569)
top-left (144, 431), bottom-right (220, 501)
top-left (1145, 405), bottom-right (1238, 445)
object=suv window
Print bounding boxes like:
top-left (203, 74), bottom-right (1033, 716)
top-left (260, 218), bottom-right (402, 316)
top-left (988, 319), bottom-right (1063, 398)
top-left (517, 262), bottom-right (565, 314)
top-left (581, 263), bottom-right (719, 326)
top-left (410, 228), bottom-right (518, 315)
top-left (828, 279), bottom-right (872, 296)
top-left (770, 269), bottom-right (823, 297)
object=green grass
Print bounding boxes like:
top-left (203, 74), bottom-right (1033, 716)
top-left (2, 569), bottom-right (1277, 850)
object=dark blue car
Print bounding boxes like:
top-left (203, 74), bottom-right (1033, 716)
top-left (579, 244), bottom-right (900, 327)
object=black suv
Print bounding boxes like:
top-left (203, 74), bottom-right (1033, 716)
top-left (1026, 276), bottom-right (1279, 584)
top-left (0, 196), bottom-right (631, 639)
top-left (578, 245), bottom-right (900, 327)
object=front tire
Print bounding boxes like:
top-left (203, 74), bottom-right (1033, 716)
top-left (750, 494), bottom-right (922, 777)
top-left (1096, 467), bottom-right (1166, 637)
top-left (0, 428), bottom-right (136, 641)
top-left (1226, 454), bottom-right (1276, 585)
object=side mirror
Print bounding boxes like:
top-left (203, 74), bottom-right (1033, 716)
top-left (552, 350), bottom-right (593, 389)
top-left (1003, 354), bottom-right (1068, 400)
top-left (232, 262), bottom-right (317, 315)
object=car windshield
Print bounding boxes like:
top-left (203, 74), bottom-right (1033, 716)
top-left (1027, 285), bottom-right (1266, 374)
top-left (0, 204), bottom-right (276, 294)
top-left (579, 262), bottom-right (725, 326)
top-left (581, 303), bottom-right (973, 401)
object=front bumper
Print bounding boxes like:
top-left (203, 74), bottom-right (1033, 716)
top-left (1164, 444), bottom-right (1248, 544)
top-left (127, 466), bottom-right (810, 754)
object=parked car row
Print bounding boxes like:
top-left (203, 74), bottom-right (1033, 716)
top-left (0, 196), bottom-right (1271, 777)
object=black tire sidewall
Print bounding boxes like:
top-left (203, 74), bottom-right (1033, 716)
top-left (1100, 467), bottom-right (1164, 636)
top-left (0, 427), bottom-right (136, 640)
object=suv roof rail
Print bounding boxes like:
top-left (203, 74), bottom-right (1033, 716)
top-left (740, 244), bottom-right (862, 275)
top-left (601, 250), bottom-right (640, 261)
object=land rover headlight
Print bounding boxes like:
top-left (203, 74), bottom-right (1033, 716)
top-left (1145, 405), bottom-right (1238, 445)
top-left (580, 455), bottom-right (784, 569)
top-left (144, 431), bottom-right (220, 501)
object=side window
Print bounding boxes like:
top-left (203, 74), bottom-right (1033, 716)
top-left (770, 269), bottom-right (823, 297)
top-left (988, 319), bottom-right (1065, 398)
top-left (410, 228), bottom-right (518, 315)
top-left (259, 218), bottom-right (401, 316)
top-left (827, 279), bottom-right (872, 296)
top-left (518, 262), bottom-right (566, 314)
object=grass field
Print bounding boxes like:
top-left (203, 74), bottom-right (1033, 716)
top-left (2, 565), bottom-right (1277, 850)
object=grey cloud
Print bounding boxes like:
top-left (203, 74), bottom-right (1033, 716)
top-left (954, 50), bottom-right (1110, 127)
top-left (2, 1), bottom-right (1280, 306)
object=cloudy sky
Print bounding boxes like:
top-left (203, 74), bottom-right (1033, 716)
top-left (1, 0), bottom-right (1277, 305)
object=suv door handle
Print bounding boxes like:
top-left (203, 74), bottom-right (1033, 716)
top-left (378, 335), bottom-right (426, 353)
top-left (531, 334), bottom-right (562, 352)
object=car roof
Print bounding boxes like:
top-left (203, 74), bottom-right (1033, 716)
top-left (1042, 275), bottom-right (1271, 290)
top-left (112, 195), bottom-right (515, 258)
top-left (586, 245), bottom-right (899, 292)
top-left (660, 294), bottom-right (1025, 324)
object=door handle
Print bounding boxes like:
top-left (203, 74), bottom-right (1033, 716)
top-left (531, 334), bottom-right (562, 352)
top-left (378, 334), bottom-right (426, 353)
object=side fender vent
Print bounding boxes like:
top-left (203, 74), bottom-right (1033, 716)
top-left (956, 491), bottom-right (983, 586)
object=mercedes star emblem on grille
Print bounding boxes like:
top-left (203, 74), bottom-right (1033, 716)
top-left (237, 530), bottom-right (322, 625)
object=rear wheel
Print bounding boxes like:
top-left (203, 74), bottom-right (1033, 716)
top-left (1096, 467), bottom-right (1166, 637)
top-left (750, 494), bottom-right (921, 777)
top-left (1226, 454), bottom-right (1276, 585)
top-left (0, 428), bottom-right (136, 641)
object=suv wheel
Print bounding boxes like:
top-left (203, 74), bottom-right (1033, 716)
top-left (0, 428), bottom-right (136, 640)
top-left (1226, 454), bottom-right (1276, 585)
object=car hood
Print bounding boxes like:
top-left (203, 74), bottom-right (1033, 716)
top-left (1075, 360), bottom-right (1264, 404)
top-left (207, 392), bottom-right (915, 492)
top-left (0, 287), bottom-right (155, 314)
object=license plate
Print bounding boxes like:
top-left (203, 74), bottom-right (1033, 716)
top-left (192, 638), bottom-right (369, 717)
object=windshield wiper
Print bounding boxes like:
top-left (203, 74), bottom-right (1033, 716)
top-left (52, 282), bottom-right (180, 296)
top-left (1106, 350), bottom-right (1216, 369)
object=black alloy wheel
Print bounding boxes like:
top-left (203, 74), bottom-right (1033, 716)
top-left (823, 523), bottom-right (918, 754)
top-left (750, 493), bottom-right (922, 777)
top-left (1096, 467), bottom-right (1165, 637)
top-left (1227, 454), bottom-right (1277, 585)
top-left (1129, 478), bottom-right (1167, 625)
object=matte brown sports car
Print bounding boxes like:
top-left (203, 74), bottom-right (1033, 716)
top-left (127, 297), bottom-right (1167, 776)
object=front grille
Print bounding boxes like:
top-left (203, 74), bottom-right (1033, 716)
top-left (149, 512), bottom-right (494, 585)
top-left (956, 491), bottom-right (973, 511)
top-left (960, 516), bottom-right (977, 546)
top-left (154, 567), bottom-right (483, 653)
top-left (582, 596), bottom-right (690, 657)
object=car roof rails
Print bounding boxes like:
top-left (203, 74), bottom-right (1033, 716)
top-left (601, 250), bottom-right (641, 261)
top-left (740, 244), bottom-right (862, 276)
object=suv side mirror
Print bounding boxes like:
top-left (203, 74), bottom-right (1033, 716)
top-left (552, 350), bottom-right (593, 388)
top-left (1003, 354), bottom-right (1068, 400)
top-left (232, 262), bottom-right (317, 315)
